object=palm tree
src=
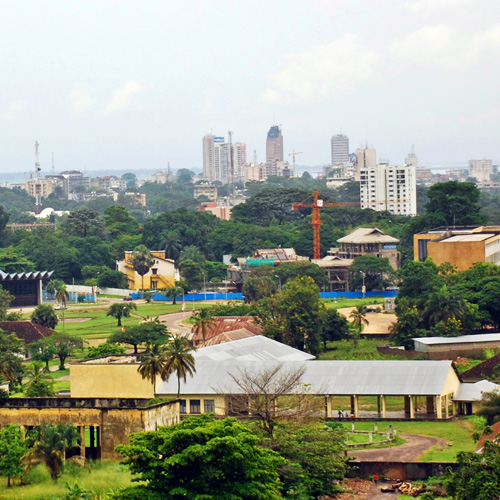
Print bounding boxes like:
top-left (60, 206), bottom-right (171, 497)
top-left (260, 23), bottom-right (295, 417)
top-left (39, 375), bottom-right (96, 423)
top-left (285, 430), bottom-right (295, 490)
top-left (423, 285), bottom-right (469, 327)
top-left (131, 245), bottom-right (155, 291)
top-left (161, 337), bottom-right (196, 397)
top-left (161, 231), bottom-right (182, 261)
top-left (165, 286), bottom-right (184, 305)
top-left (55, 284), bottom-right (69, 333)
top-left (24, 423), bottom-right (81, 480)
top-left (190, 308), bottom-right (216, 343)
top-left (349, 306), bottom-right (369, 348)
top-left (107, 302), bottom-right (137, 327)
top-left (24, 362), bottom-right (55, 397)
top-left (178, 245), bottom-right (205, 265)
top-left (137, 343), bottom-right (165, 395)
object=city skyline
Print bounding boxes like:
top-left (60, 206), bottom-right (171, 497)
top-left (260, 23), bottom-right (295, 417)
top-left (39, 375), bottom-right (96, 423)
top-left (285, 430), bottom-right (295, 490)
top-left (0, 1), bottom-right (498, 174)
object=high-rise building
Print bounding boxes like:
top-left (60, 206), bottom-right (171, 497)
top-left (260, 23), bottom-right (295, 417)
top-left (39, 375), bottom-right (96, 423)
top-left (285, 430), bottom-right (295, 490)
top-left (203, 134), bottom-right (246, 184)
top-left (265, 125), bottom-right (283, 177)
top-left (405, 147), bottom-right (419, 169)
top-left (331, 134), bottom-right (349, 165)
top-left (469, 159), bottom-right (493, 183)
top-left (355, 148), bottom-right (377, 181)
top-left (360, 163), bottom-right (417, 216)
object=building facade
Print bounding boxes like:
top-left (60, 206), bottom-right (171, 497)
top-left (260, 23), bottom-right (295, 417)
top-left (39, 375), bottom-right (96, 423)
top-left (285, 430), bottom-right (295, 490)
top-left (203, 135), bottom-right (246, 183)
top-left (331, 134), bottom-right (349, 165)
top-left (265, 125), bottom-right (283, 178)
top-left (360, 163), bottom-right (417, 216)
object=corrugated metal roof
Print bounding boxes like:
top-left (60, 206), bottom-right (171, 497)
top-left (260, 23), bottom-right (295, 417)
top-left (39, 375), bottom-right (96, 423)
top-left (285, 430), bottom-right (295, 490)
top-left (440, 234), bottom-right (494, 242)
top-left (414, 333), bottom-right (500, 346)
top-left (156, 357), bottom-right (456, 397)
top-left (454, 380), bottom-right (499, 401)
top-left (194, 335), bottom-right (315, 362)
top-left (337, 228), bottom-right (399, 245)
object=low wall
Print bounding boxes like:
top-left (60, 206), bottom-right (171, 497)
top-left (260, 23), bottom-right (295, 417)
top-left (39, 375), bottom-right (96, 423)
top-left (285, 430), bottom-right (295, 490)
top-left (348, 461), bottom-right (457, 480)
top-left (377, 345), bottom-right (424, 359)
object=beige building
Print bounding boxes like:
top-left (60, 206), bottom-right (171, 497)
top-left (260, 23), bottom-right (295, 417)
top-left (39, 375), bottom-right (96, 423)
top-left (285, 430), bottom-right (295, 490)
top-left (25, 177), bottom-right (59, 199)
top-left (333, 227), bottom-right (401, 269)
top-left (414, 225), bottom-right (500, 271)
top-left (117, 250), bottom-right (178, 290)
top-left (194, 182), bottom-right (218, 200)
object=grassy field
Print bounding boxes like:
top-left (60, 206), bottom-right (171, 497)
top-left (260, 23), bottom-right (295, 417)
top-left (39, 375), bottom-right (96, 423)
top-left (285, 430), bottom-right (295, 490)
top-left (0, 461), bottom-right (133, 499)
top-left (344, 418), bottom-right (479, 462)
top-left (323, 297), bottom-right (386, 310)
top-left (319, 338), bottom-right (411, 361)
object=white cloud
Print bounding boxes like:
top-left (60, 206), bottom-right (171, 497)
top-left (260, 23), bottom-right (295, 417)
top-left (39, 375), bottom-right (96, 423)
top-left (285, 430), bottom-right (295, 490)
top-left (102, 80), bottom-right (143, 115)
top-left (2, 100), bottom-right (27, 121)
top-left (260, 34), bottom-right (379, 104)
top-left (390, 23), bottom-right (500, 70)
top-left (69, 87), bottom-right (96, 115)
top-left (402, 0), bottom-right (473, 11)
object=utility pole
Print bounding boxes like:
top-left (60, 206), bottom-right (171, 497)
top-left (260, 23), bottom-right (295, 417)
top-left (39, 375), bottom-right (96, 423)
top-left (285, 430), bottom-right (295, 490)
top-left (34, 141), bottom-right (42, 215)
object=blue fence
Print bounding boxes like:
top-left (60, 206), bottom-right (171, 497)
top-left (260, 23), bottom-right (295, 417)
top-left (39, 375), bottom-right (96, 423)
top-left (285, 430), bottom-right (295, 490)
top-left (131, 290), bottom-right (397, 302)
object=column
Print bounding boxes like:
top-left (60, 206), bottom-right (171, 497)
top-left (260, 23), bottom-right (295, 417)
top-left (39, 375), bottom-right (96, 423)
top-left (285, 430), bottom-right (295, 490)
top-left (377, 396), bottom-right (381, 414)
top-left (381, 395), bottom-right (387, 418)
top-left (80, 426), bottom-right (86, 457)
top-left (350, 395), bottom-right (355, 414)
top-left (445, 395), bottom-right (449, 419)
top-left (436, 396), bottom-right (442, 419)
top-left (409, 396), bottom-right (415, 419)
top-left (353, 395), bottom-right (359, 418)
top-left (326, 396), bottom-right (332, 419)
top-left (404, 396), bottom-right (411, 414)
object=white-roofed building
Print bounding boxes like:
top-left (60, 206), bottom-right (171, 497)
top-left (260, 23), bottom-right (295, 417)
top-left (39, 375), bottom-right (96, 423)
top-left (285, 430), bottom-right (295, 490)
top-left (414, 333), bottom-right (500, 359)
top-left (453, 380), bottom-right (499, 415)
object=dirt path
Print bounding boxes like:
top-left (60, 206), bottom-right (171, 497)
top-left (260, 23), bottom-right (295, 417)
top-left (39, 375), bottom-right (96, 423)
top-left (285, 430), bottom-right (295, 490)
top-left (338, 306), bottom-right (395, 335)
top-left (337, 479), bottom-right (400, 500)
top-left (346, 434), bottom-right (439, 462)
top-left (158, 311), bottom-right (193, 336)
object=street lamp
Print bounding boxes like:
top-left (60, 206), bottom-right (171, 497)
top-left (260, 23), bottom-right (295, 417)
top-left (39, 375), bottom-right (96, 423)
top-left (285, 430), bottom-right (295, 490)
top-left (361, 271), bottom-right (366, 298)
top-left (202, 271), bottom-right (207, 302)
top-left (275, 275), bottom-right (282, 292)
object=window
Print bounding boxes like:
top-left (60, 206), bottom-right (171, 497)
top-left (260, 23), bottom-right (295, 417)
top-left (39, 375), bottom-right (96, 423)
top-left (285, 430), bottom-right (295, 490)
top-left (190, 399), bottom-right (201, 414)
top-left (152, 268), bottom-right (158, 275)
top-left (180, 400), bottom-right (187, 414)
top-left (151, 280), bottom-right (158, 288)
top-left (204, 399), bottom-right (215, 413)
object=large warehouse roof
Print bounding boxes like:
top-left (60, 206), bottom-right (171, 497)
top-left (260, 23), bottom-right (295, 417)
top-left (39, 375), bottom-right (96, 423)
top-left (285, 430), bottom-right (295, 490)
top-left (414, 333), bottom-right (500, 346)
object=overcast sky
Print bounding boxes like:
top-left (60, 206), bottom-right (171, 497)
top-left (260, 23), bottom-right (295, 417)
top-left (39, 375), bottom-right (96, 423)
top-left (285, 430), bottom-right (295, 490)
top-left (0, 0), bottom-right (499, 176)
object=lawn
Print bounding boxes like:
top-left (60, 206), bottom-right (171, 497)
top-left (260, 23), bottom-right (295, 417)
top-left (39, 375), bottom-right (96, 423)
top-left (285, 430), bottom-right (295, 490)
top-left (0, 461), bottom-right (133, 499)
top-left (323, 297), bottom-right (386, 310)
top-left (319, 338), bottom-right (412, 361)
top-left (343, 418), bottom-right (479, 462)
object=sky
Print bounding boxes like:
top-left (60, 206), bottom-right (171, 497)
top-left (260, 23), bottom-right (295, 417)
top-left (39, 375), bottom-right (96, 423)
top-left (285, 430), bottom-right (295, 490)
top-left (0, 0), bottom-right (499, 178)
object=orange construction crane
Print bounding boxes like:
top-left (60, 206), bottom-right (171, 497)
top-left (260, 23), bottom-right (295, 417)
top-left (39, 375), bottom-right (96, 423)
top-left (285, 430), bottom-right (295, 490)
top-left (292, 190), bottom-right (359, 260)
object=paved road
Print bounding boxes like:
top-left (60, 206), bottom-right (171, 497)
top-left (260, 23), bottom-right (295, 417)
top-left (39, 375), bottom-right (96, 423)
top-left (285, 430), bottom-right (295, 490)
top-left (347, 433), bottom-right (439, 462)
top-left (159, 311), bottom-right (193, 336)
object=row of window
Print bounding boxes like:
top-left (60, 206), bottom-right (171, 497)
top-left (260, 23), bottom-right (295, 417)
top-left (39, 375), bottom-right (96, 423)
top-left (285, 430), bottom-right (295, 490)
top-left (180, 399), bottom-right (215, 414)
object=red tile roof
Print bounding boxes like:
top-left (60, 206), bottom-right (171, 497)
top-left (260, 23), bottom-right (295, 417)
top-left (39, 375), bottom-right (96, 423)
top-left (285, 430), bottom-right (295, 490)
top-left (0, 321), bottom-right (56, 344)
top-left (190, 316), bottom-right (262, 346)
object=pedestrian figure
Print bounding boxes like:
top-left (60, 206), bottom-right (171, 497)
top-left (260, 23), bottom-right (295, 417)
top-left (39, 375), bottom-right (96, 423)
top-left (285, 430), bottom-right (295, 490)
top-left (338, 409), bottom-right (343, 420)
top-left (373, 474), bottom-right (379, 485)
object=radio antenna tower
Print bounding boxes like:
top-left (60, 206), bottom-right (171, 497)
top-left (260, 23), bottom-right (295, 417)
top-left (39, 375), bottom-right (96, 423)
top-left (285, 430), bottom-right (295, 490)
top-left (34, 141), bottom-right (42, 215)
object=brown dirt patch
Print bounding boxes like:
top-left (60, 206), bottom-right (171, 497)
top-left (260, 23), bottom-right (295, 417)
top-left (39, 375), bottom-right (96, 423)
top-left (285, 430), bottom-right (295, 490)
top-left (338, 306), bottom-right (396, 335)
top-left (64, 317), bottom-right (92, 323)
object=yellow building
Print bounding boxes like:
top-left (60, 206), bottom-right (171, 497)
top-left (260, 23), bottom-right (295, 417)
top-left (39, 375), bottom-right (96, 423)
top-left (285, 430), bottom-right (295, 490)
top-left (116, 250), bottom-right (178, 290)
top-left (414, 226), bottom-right (500, 271)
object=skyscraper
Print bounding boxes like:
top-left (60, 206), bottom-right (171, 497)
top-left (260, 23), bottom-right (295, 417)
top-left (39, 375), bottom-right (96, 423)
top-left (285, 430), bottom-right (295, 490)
top-left (265, 125), bottom-right (283, 177)
top-left (203, 134), bottom-right (246, 183)
top-left (359, 163), bottom-right (417, 216)
top-left (331, 134), bottom-right (349, 164)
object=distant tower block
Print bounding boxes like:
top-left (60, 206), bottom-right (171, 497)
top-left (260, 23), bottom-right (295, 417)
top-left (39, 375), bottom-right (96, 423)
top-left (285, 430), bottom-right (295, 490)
top-left (265, 125), bottom-right (283, 177)
top-left (331, 134), bottom-right (349, 164)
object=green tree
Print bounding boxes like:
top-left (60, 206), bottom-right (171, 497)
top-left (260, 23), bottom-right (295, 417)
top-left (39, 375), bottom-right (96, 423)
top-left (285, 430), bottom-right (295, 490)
top-left (107, 302), bottom-right (137, 327)
top-left (176, 168), bottom-right (194, 183)
top-left (108, 320), bottom-right (169, 354)
top-left (349, 306), bottom-right (369, 348)
top-left (0, 287), bottom-right (14, 320)
top-left (423, 285), bottom-right (470, 327)
top-left (164, 286), bottom-right (184, 305)
top-left (97, 269), bottom-right (126, 288)
top-left (160, 230), bottom-right (182, 261)
top-left (115, 415), bottom-right (284, 500)
top-left (24, 362), bottom-right (55, 397)
top-left (30, 338), bottom-right (57, 371)
top-left (160, 337), bottom-right (196, 397)
top-left (64, 207), bottom-right (107, 239)
top-left (350, 255), bottom-right (394, 291)
top-left (322, 308), bottom-right (350, 348)
top-left (477, 390), bottom-right (500, 425)
top-left (189, 308), bottom-right (216, 343)
top-left (0, 425), bottom-right (26, 487)
top-left (137, 343), bottom-right (165, 395)
top-left (243, 273), bottom-right (278, 302)
top-left (45, 334), bottom-right (82, 371)
top-left (0, 330), bottom-right (24, 386)
top-left (131, 245), bottom-right (154, 291)
top-left (85, 343), bottom-right (126, 359)
top-left (178, 245), bottom-right (205, 264)
top-left (0, 247), bottom-right (35, 273)
top-left (55, 284), bottom-right (69, 308)
top-left (31, 304), bottom-right (59, 330)
top-left (397, 259), bottom-right (443, 302)
top-left (389, 299), bottom-right (425, 348)
top-left (275, 261), bottom-right (329, 289)
top-left (445, 441), bottom-right (500, 500)
top-left (25, 423), bottom-right (81, 480)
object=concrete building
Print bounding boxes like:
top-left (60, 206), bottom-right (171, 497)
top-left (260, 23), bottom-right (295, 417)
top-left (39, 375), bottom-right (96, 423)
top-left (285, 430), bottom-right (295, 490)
top-left (405, 148), bottom-right (419, 169)
top-left (25, 177), bottom-right (59, 199)
top-left (0, 270), bottom-right (52, 307)
top-left (355, 147), bottom-right (377, 180)
top-left (244, 163), bottom-right (264, 182)
top-left (60, 171), bottom-right (91, 196)
top-left (265, 125), bottom-right (283, 178)
top-left (331, 134), bottom-right (349, 165)
top-left (469, 159), bottom-right (493, 183)
top-left (311, 255), bottom-right (353, 291)
top-left (194, 182), bottom-right (218, 200)
top-left (360, 163), bottom-right (417, 216)
top-left (414, 225), bottom-right (500, 270)
top-left (202, 135), bottom-right (246, 183)
top-left (333, 227), bottom-right (401, 269)
top-left (117, 250), bottom-right (178, 290)
top-left (197, 202), bottom-right (231, 220)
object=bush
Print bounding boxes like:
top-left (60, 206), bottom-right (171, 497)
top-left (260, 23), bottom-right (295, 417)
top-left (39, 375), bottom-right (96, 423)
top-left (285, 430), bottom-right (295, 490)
top-left (31, 304), bottom-right (58, 329)
top-left (85, 344), bottom-right (126, 359)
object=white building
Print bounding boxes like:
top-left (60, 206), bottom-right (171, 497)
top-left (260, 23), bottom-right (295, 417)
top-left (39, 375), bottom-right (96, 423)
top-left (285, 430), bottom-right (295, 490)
top-left (203, 135), bottom-right (246, 183)
top-left (360, 163), bottom-right (417, 216)
top-left (469, 159), bottom-right (493, 183)
top-left (331, 134), bottom-right (349, 165)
